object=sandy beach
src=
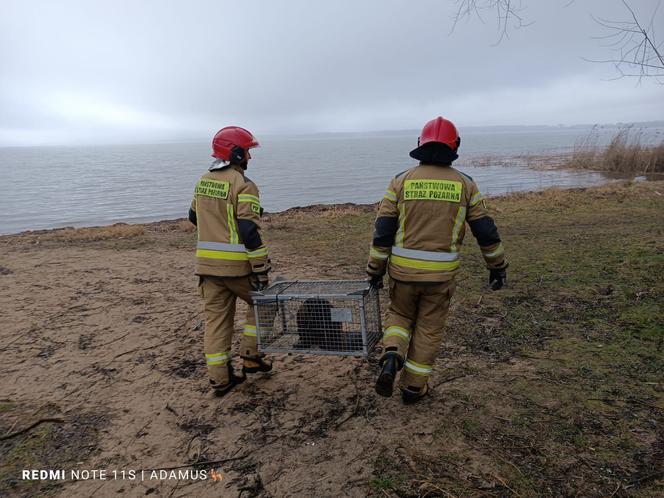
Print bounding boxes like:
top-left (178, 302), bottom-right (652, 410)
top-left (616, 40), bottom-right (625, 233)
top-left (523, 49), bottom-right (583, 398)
top-left (1, 181), bottom-right (663, 497)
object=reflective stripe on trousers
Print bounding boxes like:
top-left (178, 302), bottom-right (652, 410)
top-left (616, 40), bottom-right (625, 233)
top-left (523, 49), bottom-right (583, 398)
top-left (244, 324), bottom-right (273, 338)
top-left (206, 351), bottom-right (230, 366)
top-left (383, 325), bottom-right (411, 341)
top-left (404, 359), bottom-right (432, 376)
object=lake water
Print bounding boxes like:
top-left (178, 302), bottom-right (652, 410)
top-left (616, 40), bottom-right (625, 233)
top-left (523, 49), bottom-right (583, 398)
top-left (1, 124), bottom-right (663, 235)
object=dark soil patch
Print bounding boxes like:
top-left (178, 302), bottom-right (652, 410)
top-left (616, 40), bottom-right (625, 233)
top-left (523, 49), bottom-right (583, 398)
top-left (177, 417), bottom-right (216, 437)
top-left (0, 403), bottom-right (109, 498)
top-left (78, 334), bottom-right (93, 350)
top-left (172, 357), bottom-right (205, 379)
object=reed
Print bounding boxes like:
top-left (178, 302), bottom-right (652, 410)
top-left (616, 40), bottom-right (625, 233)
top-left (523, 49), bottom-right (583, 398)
top-left (567, 125), bottom-right (664, 173)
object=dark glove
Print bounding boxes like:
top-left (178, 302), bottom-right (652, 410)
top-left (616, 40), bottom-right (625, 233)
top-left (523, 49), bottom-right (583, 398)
top-left (251, 272), bottom-right (269, 291)
top-left (489, 267), bottom-right (507, 291)
top-left (368, 273), bottom-right (384, 291)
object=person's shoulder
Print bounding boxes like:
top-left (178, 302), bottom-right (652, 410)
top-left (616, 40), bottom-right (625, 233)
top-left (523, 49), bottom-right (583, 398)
top-left (394, 166), bottom-right (416, 180)
top-left (236, 173), bottom-right (260, 196)
top-left (450, 166), bottom-right (473, 182)
top-left (198, 170), bottom-right (216, 181)
top-left (449, 167), bottom-right (477, 188)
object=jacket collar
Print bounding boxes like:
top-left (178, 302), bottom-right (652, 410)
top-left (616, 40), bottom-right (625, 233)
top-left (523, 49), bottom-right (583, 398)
top-left (230, 164), bottom-right (246, 176)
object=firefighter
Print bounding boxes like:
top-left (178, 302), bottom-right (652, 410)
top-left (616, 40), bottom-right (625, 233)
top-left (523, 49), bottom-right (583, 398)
top-left (366, 116), bottom-right (508, 404)
top-left (189, 126), bottom-right (273, 397)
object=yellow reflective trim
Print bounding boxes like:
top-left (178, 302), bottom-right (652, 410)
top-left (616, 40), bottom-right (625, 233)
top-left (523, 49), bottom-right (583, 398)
top-left (450, 206), bottom-right (466, 253)
top-left (238, 194), bottom-right (260, 204)
top-left (205, 351), bottom-right (230, 365)
top-left (243, 325), bottom-right (257, 337)
top-left (383, 190), bottom-right (397, 202)
top-left (406, 358), bottom-right (430, 369)
top-left (483, 243), bottom-right (504, 258)
top-left (395, 203), bottom-right (406, 248)
top-left (370, 247), bottom-right (389, 260)
top-left (227, 204), bottom-right (238, 244)
top-left (404, 359), bottom-right (432, 375)
top-left (470, 192), bottom-right (484, 206)
top-left (207, 358), bottom-right (228, 365)
top-left (390, 255), bottom-right (460, 271)
top-left (404, 179), bottom-right (462, 203)
top-left (384, 326), bottom-right (410, 341)
top-left (196, 249), bottom-right (249, 261)
top-left (385, 325), bottom-right (410, 335)
top-left (195, 179), bottom-right (230, 199)
top-left (205, 352), bottom-right (230, 358)
top-left (247, 247), bottom-right (268, 258)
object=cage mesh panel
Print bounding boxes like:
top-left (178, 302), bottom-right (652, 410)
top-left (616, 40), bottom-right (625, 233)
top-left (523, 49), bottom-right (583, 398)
top-left (259, 280), bottom-right (370, 296)
top-left (253, 280), bottom-right (381, 356)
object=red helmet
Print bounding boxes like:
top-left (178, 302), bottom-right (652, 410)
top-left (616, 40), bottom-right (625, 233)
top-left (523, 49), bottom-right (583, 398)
top-left (418, 116), bottom-right (459, 151)
top-left (211, 126), bottom-right (260, 161)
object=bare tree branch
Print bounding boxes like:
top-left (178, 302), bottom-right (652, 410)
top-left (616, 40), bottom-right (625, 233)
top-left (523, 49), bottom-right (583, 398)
top-left (590, 0), bottom-right (664, 83)
top-left (451, 0), bottom-right (532, 44)
top-left (450, 0), bottom-right (663, 84)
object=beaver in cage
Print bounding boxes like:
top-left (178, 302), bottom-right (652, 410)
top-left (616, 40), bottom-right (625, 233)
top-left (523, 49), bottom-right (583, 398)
top-left (295, 298), bottom-right (344, 351)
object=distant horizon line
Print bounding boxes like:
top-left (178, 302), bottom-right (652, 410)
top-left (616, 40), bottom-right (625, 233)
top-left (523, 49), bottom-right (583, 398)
top-left (2, 120), bottom-right (663, 148)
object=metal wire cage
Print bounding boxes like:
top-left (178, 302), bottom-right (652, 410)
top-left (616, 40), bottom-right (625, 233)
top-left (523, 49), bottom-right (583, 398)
top-left (251, 280), bottom-right (382, 356)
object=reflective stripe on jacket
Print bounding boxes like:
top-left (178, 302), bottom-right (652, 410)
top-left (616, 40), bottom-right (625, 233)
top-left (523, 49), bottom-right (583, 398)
top-left (367, 163), bottom-right (506, 282)
top-left (191, 164), bottom-right (269, 277)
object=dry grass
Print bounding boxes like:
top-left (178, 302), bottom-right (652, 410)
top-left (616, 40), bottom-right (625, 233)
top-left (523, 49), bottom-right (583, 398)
top-left (37, 223), bottom-right (145, 242)
top-left (265, 203), bottom-right (375, 222)
top-left (175, 219), bottom-right (196, 233)
top-left (567, 126), bottom-right (664, 174)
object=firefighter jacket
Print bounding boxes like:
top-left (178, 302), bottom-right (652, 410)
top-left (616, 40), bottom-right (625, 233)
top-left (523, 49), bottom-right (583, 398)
top-left (189, 164), bottom-right (270, 277)
top-left (367, 163), bottom-right (507, 283)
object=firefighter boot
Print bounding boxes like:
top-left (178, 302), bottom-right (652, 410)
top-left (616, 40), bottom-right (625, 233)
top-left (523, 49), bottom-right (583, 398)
top-left (375, 350), bottom-right (404, 397)
top-left (210, 363), bottom-right (246, 398)
top-left (401, 383), bottom-right (429, 405)
top-left (241, 353), bottom-right (273, 374)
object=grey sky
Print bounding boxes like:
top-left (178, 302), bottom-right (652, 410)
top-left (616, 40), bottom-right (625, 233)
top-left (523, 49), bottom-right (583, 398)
top-left (1, 0), bottom-right (662, 145)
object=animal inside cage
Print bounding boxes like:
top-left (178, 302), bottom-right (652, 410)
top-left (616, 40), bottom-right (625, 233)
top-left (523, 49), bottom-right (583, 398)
top-left (252, 280), bottom-right (382, 356)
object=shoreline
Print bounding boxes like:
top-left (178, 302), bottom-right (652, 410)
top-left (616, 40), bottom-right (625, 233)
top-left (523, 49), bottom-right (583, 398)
top-left (0, 177), bottom-right (654, 239)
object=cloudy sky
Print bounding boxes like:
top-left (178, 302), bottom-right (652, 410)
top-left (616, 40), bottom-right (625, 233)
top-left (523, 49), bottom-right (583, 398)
top-left (1, 0), bottom-right (662, 145)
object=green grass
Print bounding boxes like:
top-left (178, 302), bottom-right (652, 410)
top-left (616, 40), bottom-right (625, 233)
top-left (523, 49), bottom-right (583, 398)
top-left (0, 401), bottom-right (16, 413)
top-left (282, 181), bottom-right (664, 497)
top-left (0, 403), bottom-right (106, 498)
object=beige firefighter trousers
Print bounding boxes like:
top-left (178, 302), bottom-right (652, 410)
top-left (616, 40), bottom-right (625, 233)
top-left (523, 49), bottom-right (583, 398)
top-left (382, 278), bottom-right (456, 389)
top-left (199, 275), bottom-right (259, 385)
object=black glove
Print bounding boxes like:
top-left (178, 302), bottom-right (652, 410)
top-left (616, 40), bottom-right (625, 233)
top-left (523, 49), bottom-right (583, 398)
top-left (489, 267), bottom-right (507, 291)
top-left (368, 273), bottom-right (384, 291)
top-left (251, 272), bottom-right (269, 291)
